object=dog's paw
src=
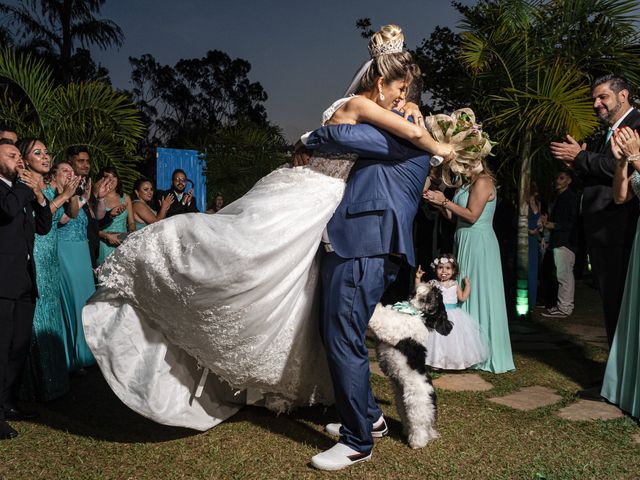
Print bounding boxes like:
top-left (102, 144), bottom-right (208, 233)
top-left (407, 428), bottom-right (439, 449)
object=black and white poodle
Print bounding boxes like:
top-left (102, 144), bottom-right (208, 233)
top-left (368, 281), bottom-right (451, 449)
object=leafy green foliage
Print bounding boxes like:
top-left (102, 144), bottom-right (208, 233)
top-left (0, 0), bottom-right (123, 83)
top-left (455, 0), bottom-right (640, 303)
top-left (195, 121), bottom-right (288, 205)
top-left (0, 49), bottom-right (145, 190)
top-left (128, 52), bottom-right (269, 148)
top-left (458, 0), bottom-right (640, 194)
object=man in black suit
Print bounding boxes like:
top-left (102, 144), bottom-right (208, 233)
top-left (550, 74), bottom-right (640, 395)
top-left (0, 140), bottom-right (52, 439)
top-left (158, 169), bottom-right (199, 217)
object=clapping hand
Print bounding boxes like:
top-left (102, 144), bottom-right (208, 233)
top-left (612, 127), bottom-right (640, 161)
top-left (550, 134), bottom-right (587, 166)
top-left (83, 177), bottom-right (92, 202)
top-left (17, 169), bottom-right (40, 191)
top-left (160, 194), bottom-right (174, 211)
top-left (110, 204), bottom-right (127, 217)
top-left (17, 169), bottom-right (45, 203)
top-left (62, 174), bottom-right (82, 199)
top-left (182, 188), bottom-right (194, 206)
top-left (93, 176), bottom-right (116, 200)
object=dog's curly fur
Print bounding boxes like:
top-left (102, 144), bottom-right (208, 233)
top-left (368, 282), bottom-right (450, 448)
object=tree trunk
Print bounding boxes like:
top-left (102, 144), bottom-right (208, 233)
top-left (515, 130), bottom-right (532, 317)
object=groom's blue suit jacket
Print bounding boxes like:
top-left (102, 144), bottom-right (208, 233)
top-left (305, 122), bottom-right (430, 267)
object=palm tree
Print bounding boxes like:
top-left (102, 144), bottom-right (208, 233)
top-left (0, 0), bottom-right (123, 82)
top-left (0, 49), bottom-right (145, 189)
top-left (458, 0), bottom-right (640, 316)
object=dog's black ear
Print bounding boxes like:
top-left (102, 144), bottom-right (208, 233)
top-left (422, 287), bottom-right (453, 336)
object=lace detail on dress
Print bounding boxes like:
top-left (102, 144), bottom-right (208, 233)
top-left (631, 170), bottom-right (640, 200)
top-left (307, 154), bottom-right (355, 180)
top-left (321, 95), bottom-right (355, 126)
top-left (58, 206), bottom-right (88, 241)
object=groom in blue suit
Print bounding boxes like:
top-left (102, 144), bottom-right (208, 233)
top-left (300, 122), bottom-right (430, 470)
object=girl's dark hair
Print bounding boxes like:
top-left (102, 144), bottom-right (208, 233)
top-left (430, 253), bottom-right (460, 279)
top-left (16, 137), bottom-right (53, 183)
top-left (132, 177), bottom-right (153, 200)
top-left (15, 137), bottom-right (38, 162)
top-left (96, 166), bottom-right (123, 196)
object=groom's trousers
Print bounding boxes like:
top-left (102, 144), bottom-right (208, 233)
top-left (320, 251), bottom-right (401, 453)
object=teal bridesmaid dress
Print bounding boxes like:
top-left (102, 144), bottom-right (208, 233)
top-left (57, 204), bottom-right (96, 370)
top-left (601, 171), bottom-right (640, 418)
top-left (97, 195), bottom-right (129, 265)
top-left (133, 199), bottom-right (154, 230)
top-left (22, 185), bottom-right (70, 400)
top-left (453, 184), bottom-right (515, 373)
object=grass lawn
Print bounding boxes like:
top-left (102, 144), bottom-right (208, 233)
top-left (1, 280), bottom-right (639, 479)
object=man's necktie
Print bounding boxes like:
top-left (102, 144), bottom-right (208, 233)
top-left (605, 128), bottom-right (614, 143)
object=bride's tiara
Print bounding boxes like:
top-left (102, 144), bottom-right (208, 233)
top-left (368, 38), bottom-right (404, 58)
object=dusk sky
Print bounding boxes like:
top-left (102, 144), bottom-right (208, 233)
top-left (14, 0), bottom-right (477, 142)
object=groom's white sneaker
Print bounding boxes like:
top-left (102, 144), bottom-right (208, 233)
top-left (325, 415), bottom-right (389, 438)
top-left (311, 443), bottom-right (371, 471)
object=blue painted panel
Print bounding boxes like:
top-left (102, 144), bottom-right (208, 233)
top-left (156, 147), bottom-right (207, 212)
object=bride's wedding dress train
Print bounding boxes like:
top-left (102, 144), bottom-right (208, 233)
top-left (83, 158), bottom-right (353, 430)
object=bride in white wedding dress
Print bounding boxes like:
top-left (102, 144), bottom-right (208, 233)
top-left (83, 25), bottom-right (453, 430)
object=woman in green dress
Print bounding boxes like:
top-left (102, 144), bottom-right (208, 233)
top-left (17, 139), bottom-right (81, 399)
top-left (131, 178), bottom-right (173, 230)
top-left (600, 127), bottom-right (640, 418)
top-left (425, 152), bottom-right (515, 374)
top-left (57, 169), bottom-right (97, 371)
top-left (96, 167), bottom-right (135, 264)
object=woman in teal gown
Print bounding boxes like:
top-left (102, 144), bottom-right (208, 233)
top-left (17, 139), bottom-right (80, 399)
top-left (58, 184), bottom-right (97, 371)
top-left (600, 128), bottom-right (640, 418)
top-left (131, 178), bottom-right (173, 230)
top-left (96, 167), bottom-right (134, 265)
top-left (425, 158), bottom-right (515, 373)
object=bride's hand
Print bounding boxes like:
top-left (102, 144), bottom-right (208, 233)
top-left (438, 145), bottom-right (456, 163)
top-left (399, 102), bottom-right (425, 128)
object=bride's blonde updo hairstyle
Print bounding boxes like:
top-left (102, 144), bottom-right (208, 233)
top-left (425, 108), bottom-right (496, 187)
top-left (354, 24), bottom-right (420, 93)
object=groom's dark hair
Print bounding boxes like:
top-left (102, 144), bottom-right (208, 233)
top-left (406, 77), bottom-right (423, 105)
